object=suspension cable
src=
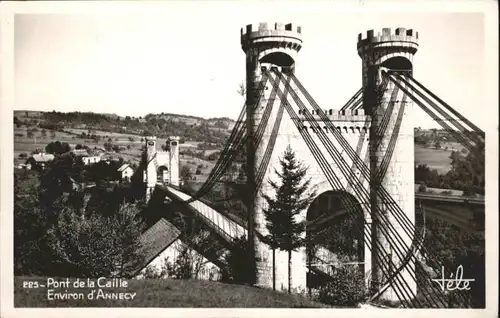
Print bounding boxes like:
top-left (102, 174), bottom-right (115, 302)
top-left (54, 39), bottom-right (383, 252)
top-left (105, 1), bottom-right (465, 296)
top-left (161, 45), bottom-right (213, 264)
top-left (291, 72), bottom-right (468, 307)
top-left (188, 75), bottom-right (271, 200)
top-left (268, 71), bottom-right (421, 307)
top-left (374, 84), bottom-right (399, 148)
top-left (340, 87), bottom-right (363, 111)
top-left (389, 71), bottom-right (483, 146)
top-left (403, 74), bottom-right (485, 138)
top-left (385, 73), bottom-right (476, 153)
top-left (196, 72), bottom-right (283, 204)
top-left (254, 73), bottom-right (291, 193)
top-left (374, 94), bottom-right (408, 183)
top-left (288, 72), bottom-right (446, 307)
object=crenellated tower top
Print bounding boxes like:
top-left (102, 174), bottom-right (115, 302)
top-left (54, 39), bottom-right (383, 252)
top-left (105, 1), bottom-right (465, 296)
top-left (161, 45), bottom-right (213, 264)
top-left (240, 22), bottom-right (303, 54)
top-left (357, 27), bottom-right (419, 61)
top-left (357, 27), bottom-right (419, 100)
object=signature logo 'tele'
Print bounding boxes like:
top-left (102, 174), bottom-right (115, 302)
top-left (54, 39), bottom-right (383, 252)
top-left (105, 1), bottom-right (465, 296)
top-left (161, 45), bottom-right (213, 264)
top-left (431, 265), bottom-right (475, 292)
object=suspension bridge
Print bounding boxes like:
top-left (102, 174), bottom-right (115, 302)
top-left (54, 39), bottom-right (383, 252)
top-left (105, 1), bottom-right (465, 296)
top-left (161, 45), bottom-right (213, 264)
top-left (141, 23), bottom-right (485, 308)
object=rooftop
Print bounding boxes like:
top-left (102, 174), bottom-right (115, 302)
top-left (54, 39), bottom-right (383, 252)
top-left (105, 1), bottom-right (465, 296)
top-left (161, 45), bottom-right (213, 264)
top-left (30, 153), bottom-right (55, 163)
top-left (132, 218), bottom-right (181, 275)
top-left (117, 163), bottom-right (133, 172)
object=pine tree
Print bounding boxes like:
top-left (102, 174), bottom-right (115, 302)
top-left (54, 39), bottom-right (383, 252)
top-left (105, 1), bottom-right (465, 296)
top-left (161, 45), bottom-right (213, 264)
top-left (262, 145), bottom-right (316, 293)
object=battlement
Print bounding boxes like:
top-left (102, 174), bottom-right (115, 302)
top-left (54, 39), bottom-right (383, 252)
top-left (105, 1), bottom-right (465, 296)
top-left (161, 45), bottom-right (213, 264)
top-left (357, 27), bottom-right (419, 56)
top-left (241, 22), bottom-right (303, 52)
top-left (298, 108), bottom-right (368, 118)
top-left (298, 109), bottom-right (371, 135)
top-left (168, 136), bottom-right (180, 142)
top-left (145, 136), bottom-right (157, 141)
top-left (299, 122), bottom-right (371, 135)
top-left (358, 27), bottom-right (418, 44)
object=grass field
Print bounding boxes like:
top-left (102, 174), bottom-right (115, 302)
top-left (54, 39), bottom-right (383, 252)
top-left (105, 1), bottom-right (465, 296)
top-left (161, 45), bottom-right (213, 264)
top-left (14, 127), bottom-right (218, 181)
top-left (15, 126), bottom-right (456, 177)
top-left (14, 276), bottom-right (328, 308)
top-left (414, 145), bottom-right (453, 174)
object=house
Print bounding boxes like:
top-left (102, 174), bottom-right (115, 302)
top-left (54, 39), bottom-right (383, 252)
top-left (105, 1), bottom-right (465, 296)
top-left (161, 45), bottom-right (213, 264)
top-left (68, 149), bottom-right (101, 165)
top-left (25, 153), bottom-right (55, 170)
top-left (81, 156), bottom-right (101, 165)
top-left (117, 164), bottom-right (134, 181)
top-left (71, 149), bottom-right (90, 157)
top-left (100, 153), bottom-right (120, 163)
top-left (133, 218), bottom-right (222, 281)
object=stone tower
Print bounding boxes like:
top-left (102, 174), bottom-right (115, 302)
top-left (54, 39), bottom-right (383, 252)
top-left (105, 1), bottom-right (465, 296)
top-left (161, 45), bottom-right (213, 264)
top-left (143, 135), bottom-right (181, 202)
top-left (241, 22), bottom-right (303, 287)
top-left (167, 136), bottom-right (180, 187)
top-left (357, 27), bottom-right (419, 301)
top-left (144, 136), bottom-right (158, 202)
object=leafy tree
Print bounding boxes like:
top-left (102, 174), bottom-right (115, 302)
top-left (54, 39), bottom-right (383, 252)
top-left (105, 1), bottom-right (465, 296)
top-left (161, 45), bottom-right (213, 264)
top-left (104, 142), bottom-right (113, 152)
top-left (262, 145), bottom-right (315, 293)
top-left (47, 202), bottom-right (145, 277)
top-left (14, 176), bottom-right (53, 275)
top-left (164, 250), bottom-right (193, 279)
top-left (45, 141), bottom-right (71, 155)
top-left (237, 81), bottom-right (246, 98)
top-left (180, 165), bottom-right (192, 181)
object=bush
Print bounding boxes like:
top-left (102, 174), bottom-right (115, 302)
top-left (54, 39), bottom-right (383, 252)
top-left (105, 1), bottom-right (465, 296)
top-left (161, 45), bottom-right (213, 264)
top-left (165, 251), bottom-right (193, 279)
top-left (221, 236), bottom-right (255, 285)
top-left (316, 264), bottom-right (367, 307)
top-left (142, 265), bottom-right (164, 279)
top-left (418, 184), bottom-right (427, 193)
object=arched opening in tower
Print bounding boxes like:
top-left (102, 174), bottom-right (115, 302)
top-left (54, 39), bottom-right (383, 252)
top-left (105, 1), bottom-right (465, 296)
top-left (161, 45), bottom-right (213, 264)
top-left (157, 165), bottom-right (169, 183)
top-left (305, 190), bottom-right (364, 289)
top-left (260, 52), bottom-right (295, 74)
top-left (381, 56), bottom-right (413, 75)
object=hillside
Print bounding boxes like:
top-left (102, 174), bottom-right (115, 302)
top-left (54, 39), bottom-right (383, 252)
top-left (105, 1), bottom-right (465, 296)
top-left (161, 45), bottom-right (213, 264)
top-left (14, 110), bottom-right (235, 147)
top-left (14, 276), bottom-right (329, 308)
top-left (14, 110), bottom-right (468, 177)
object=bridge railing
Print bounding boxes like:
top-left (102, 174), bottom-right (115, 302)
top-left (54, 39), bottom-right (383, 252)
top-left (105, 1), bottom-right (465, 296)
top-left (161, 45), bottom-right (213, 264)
top-left (159, 184), bottom-right (247, 244)
top-left (161, 186), bottom-right (237, 244)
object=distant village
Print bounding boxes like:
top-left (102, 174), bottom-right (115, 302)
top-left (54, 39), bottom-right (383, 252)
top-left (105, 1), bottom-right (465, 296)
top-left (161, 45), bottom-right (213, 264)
top-left (17, 144), bottom-right (136, 188)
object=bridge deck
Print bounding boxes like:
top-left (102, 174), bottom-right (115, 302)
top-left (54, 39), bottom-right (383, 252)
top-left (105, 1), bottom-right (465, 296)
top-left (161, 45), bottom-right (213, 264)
top-left (415, 192), bottom-right (484, 204)
top-left (163, 185), bottom-right (248, 241)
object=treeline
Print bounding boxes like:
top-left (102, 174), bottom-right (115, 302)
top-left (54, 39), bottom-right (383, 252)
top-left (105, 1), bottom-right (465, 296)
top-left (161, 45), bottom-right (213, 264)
top-left (16, 110), bottom-right (234, 147)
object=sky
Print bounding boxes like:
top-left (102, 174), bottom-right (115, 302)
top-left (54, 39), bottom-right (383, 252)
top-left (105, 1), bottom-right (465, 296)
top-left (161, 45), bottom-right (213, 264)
top-left (13, 2), bottom-right (490, 129)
